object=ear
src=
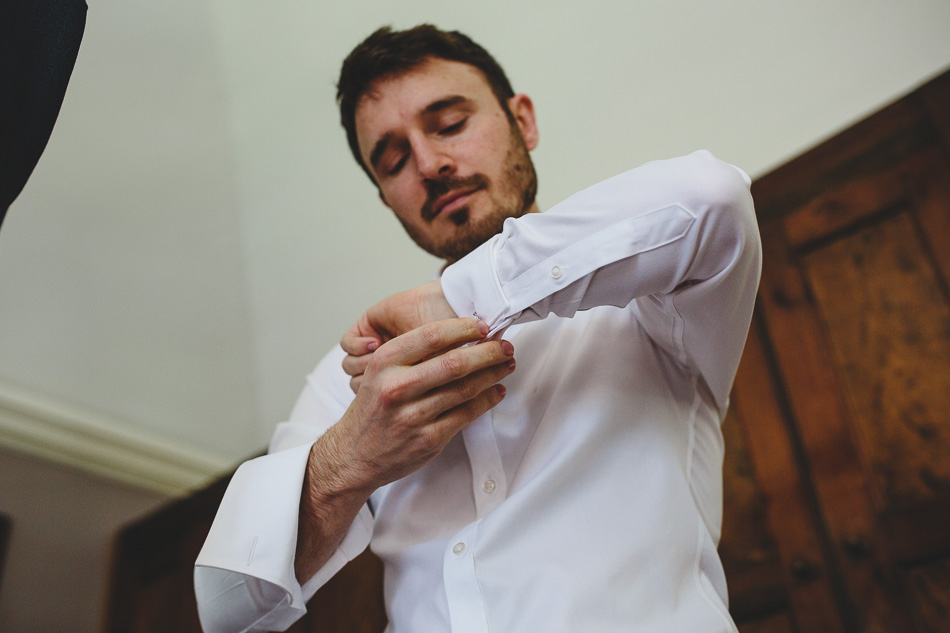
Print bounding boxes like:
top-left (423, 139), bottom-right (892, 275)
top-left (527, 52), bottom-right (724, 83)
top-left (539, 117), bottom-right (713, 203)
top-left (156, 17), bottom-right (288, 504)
top-left (508, 93), bottom-right (539, 151)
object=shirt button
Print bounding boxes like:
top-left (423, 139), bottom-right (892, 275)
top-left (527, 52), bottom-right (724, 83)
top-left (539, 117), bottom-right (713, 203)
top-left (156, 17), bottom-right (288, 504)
top-left (482, 479), bottom-right (496, 493)
top-left (452, 542), bottom-right (466, 556)
top-left (550, 265), bottom-right (563, 279)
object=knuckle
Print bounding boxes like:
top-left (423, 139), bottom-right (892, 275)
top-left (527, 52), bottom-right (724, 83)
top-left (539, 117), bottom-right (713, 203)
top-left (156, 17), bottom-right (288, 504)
top-left (378, 378), bottom-right (408, 407)
top-left (416, 427), bottom-right (445, 454)
top-left (420, 324), bottom-right (444, 349)
top-left (452, 397), bottom-right (483, 424)
top-left (453, 378), bottom-right (478, 401)
top-left (440, 352), bottom-right (466, 379)
top-left (367, 347), bottom-right (392, 373)
top-left (387, 409), bottom-right (412, 435)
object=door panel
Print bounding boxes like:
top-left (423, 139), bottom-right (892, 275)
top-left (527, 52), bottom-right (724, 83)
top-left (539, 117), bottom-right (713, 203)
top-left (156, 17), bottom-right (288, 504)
top-left (744, 68), bottom-right (950, 633)
top-left (802, 211), bottom-right (950, 509)
top-left (721, 316), bottom-right (848, 633)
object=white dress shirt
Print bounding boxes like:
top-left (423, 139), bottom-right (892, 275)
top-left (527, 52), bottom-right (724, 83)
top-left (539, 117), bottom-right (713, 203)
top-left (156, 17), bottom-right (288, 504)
top-left (195, 150), bottom-right (762, 633)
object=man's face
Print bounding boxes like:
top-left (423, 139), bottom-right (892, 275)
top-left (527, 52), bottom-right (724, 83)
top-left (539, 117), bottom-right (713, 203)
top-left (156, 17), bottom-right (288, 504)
top-left (354, 58), bottom-right (539, 263)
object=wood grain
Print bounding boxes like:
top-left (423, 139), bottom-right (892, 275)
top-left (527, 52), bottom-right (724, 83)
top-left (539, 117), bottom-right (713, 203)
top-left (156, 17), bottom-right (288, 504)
top-left (803, 213), bottom-right (950, 509)
top-left (720, 403), bottom-right (789, 624)
top-left (729, 315), bottom-right (848, 633)
top-left (905, 558), bottom-right (950, 633)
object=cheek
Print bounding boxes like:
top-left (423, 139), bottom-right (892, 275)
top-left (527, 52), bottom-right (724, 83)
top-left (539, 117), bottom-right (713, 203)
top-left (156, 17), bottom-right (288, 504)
top-left (385, 182), bottom-right (428, 224)
top-left (461, 139), bottom-right (502, 175)
top-left (384, 180), bottom-right (419, 209)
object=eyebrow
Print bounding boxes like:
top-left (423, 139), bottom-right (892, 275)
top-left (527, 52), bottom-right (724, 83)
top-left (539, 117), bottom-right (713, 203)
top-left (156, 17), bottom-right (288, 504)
top-left (423, 95), bottom-right (469, 114)
top-left (368, 95), bottom-right (473, 171)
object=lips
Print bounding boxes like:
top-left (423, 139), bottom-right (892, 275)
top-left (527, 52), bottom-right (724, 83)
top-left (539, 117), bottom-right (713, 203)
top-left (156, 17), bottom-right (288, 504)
top-left (432, 188), bottom-right (479, 218)
top-left (421, 174), bottom-right (490, 222)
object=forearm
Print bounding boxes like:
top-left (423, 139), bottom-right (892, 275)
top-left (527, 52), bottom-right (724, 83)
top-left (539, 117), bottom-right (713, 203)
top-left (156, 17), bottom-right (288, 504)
top-left (294, 424), bottom-right (376, 583)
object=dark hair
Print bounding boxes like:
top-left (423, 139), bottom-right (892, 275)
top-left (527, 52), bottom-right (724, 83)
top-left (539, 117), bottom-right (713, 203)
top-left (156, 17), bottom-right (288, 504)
top-left (336, 24), bottom-right (516, 183)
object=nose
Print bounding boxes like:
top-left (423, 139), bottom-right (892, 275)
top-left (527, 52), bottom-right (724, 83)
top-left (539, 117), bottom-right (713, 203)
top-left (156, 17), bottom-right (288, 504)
top-left (413, 137), bottom-right (455, 181)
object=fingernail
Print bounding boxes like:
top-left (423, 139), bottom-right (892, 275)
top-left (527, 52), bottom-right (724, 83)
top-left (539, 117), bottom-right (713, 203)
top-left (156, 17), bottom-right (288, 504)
top-left (367, 340), bottom-right (379, 351)
top-left (501, 340), bottom-right (514, 356)
top-left (506, 359), bottom-right (516, 372)
top-left (496, 384), bottom-right (507, 398)
top-left (477, 320), bottom-right (489, 336)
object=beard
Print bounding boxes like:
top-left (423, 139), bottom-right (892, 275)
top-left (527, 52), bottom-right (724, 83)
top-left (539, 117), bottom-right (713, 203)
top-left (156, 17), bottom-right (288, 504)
top-left (398, 120), bottom-right (538, 264)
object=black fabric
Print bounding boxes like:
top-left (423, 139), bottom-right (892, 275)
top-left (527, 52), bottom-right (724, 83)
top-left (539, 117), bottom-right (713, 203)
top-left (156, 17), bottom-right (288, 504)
top-left (0, 0), bottom-right (87, 229)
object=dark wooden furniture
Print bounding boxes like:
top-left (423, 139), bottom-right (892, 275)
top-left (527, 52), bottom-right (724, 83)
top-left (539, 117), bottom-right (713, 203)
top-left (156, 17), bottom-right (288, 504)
top-left (105, 68), bottom-right (950, 633)
top-left (718, 67), bottom-right (950, 632)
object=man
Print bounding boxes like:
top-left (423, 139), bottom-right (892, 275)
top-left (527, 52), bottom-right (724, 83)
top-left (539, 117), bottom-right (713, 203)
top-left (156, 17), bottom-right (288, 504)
top-left (196, 24), bottom-right (761, 633)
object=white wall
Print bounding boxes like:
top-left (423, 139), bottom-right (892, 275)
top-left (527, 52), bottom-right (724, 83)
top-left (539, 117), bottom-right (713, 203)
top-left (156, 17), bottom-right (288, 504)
top-left (0, 0), bottom-right (262, 469)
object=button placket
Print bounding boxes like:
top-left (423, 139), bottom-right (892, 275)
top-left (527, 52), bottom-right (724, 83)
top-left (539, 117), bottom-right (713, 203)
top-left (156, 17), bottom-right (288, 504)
top-left (462, 412), bottom-right (508, 518)
top-left (443, 523), bottom-right (490, 633)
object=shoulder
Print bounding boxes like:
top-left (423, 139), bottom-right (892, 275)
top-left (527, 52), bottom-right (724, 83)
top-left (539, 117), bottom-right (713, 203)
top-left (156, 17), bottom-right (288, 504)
top-left (629, 150), bottom-right (753, 211)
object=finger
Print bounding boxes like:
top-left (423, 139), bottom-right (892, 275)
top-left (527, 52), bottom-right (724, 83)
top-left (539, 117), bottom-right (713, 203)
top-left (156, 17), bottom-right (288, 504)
top-left (342, 352), bottom-right (373, 377)
top-left (390, 338), bottom-right (513, 402)
top-left (417, 354), bottom-right (515, 418)
top-left (416, 334), bottom-right (477, 364)
top-left (349, 374), bottom-right (363, 394)
top-left (378, 317), bottom-right (489, 366)
top-left (341, 334), bottom-right (380, 357)
top-left (433, 382), bottom-right (508, 436)
top-left (370, 338), bottom-right (513, 406)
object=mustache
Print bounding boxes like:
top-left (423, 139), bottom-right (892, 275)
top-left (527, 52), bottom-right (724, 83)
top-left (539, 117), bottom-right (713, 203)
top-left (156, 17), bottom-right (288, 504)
top-left (421, 174), bottom-right (489, 222)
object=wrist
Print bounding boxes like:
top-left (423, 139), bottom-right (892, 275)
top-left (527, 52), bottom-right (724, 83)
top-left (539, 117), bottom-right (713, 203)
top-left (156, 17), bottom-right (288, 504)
top-left (305, 424), bottom-right (377, 507)
top-left (422, 279), bottom-right (457, 320)
top-left (296, 427), bottom-right (374, 583)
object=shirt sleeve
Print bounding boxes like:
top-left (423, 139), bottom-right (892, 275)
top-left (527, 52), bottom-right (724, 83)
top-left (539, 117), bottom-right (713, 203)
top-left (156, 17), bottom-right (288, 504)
top-left (194, 346), bottom-right (374, 633)
top-left (440, 150), bottom-right (762, 413)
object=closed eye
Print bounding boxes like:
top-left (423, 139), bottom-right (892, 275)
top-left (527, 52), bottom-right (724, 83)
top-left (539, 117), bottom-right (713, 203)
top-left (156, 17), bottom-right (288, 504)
top-left (387, 154), bottom-right (409, 176)
top-left (439, 119), bottom-right (466, 136)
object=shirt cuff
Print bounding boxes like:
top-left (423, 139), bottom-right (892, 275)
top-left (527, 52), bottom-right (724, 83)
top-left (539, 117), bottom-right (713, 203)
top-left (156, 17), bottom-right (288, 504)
top-left (195, 442), bottom-right (375, 629)
top-left (441, 233), bottom-right (513, 337)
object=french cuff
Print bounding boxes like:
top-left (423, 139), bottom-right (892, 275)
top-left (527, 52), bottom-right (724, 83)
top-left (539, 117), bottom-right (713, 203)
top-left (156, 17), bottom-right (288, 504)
top-left (195, 443), bottom-right (375, 615)
top-left (441, 234), bottom-right (513, 337)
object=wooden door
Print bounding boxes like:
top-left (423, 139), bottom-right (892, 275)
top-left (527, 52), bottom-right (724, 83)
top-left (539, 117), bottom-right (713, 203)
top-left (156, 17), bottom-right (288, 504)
top-left (720, 68), bottom-right (950, 632)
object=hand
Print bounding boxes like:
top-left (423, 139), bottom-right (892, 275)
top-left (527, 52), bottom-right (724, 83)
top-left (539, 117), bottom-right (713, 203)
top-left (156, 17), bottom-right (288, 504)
top-left (341, 280), bottom-right (459, 392)
top-left (295, 317), bottom-right (515, 583)
top-left (327, 317), bottom-right (514, 492)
